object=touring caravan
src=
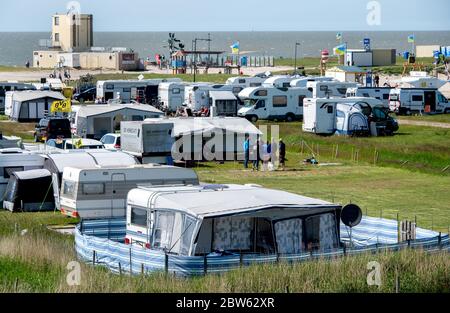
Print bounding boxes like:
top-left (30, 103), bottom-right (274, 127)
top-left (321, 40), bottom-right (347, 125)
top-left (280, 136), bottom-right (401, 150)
top-left (237, 86), bottom-right (312, 122)
top-left (0, 149), bottom-right (45, 204)
top-left (290, 77), bottom-right (335, 88)
top-left (125, 184), bottom-right (342, 255)
top-left (209, 91), bottom-right (239, 117)
top-left (184, 84), bottom-right (242, 112)
top-left (97, 79), bottom-right (182, 104)
top-left (303, 98), bottom-right (398, 136)
top-left (389, 88), bottom-right (450, 115)
top-left (346, 87), bottom-right (393, 106)
top-left (262, 75), bottom-right (297, 88)
top-left (158, 82), bottom-right (185, 112)
top-left (59, 164), bottom-right (199, 219)
top-left (225, 76), bottom-right (265, 88)
top-left (307, 81), bottom-right (358, 98)
top-left (0, 82), bottom-right (36, 114)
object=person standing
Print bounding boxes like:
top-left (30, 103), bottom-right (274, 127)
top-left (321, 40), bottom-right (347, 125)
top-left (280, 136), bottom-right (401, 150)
top-left (243, 135), bottom-right (250, 169)
top-left (374, 74), bottom-right (380, 87)
top-left (252, 140), bottom-right (261, 171)
top-left (279, 139), bottom-right (286, 171)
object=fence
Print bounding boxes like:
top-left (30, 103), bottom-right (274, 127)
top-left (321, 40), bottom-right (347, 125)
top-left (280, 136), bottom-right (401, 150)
top-left (75, 217), bottom-right (449, 277)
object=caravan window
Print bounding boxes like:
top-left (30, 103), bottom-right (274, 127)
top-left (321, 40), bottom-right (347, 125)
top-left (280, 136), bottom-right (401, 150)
top-left (282, 82), bottom-right (291, 88)
top-left (232, 87), bottom-right (243, 94)
top-left (305, 213), bottom-right (338, 251)
top-left (3, 166), bottom-right (24, 179)
top-left (123, 88), bottom-right (131, 93)
top-left (412, 95), bottom-right (423, 102)
top-left (298, 95), bottom-right (306, 107)
top-left (255, 90), bottom-right (268, 97)
top-left (336, 88), bottom-right (348, 95)
top-left (82, 183), bottom-right (105, 195)
top-left (62, 181), bottom-right (76, 197)
top-left (238, 79), bottom-right (246, 84)
top-left (106, 84), bottom-right (114, 90)
top-left (383, 94), bottom-right (390, 100)
top-left (320, 86), bottom-right (328, 91)
top-left (153, 211), bottom-right (175, 250)
top-left (273, 96), bottom-right (287, 107)
top-left (172, 88), bottom-right (181, 94)
top-left (180, 215), bottom-right (197, 255)
top-left (131, 207), bottom-right (147, 227)
top-left (327, 106), bottom-right (334, 114)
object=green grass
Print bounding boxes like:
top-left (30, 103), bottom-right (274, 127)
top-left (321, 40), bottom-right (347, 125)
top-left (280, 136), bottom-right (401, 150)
top-left (0, 119), bottom-right (35, 141)
top-left (0, 66), bottom-right (40, 72)
top-left (396, 114), bottom-right (450, 124)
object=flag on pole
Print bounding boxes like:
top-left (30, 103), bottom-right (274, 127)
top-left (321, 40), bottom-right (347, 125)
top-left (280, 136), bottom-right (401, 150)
top-left (230, 41), bottom-right (240, 54)
top-left (336, 32), bottom-right (342, 41)
top-left (333, 43), bottom-right (346, 56)
top-left (408, 34), bottom-right (415, 43)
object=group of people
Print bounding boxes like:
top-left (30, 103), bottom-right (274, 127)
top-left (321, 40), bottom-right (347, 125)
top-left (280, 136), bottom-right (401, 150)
top-left (243, 136), bottom-right (286, 171)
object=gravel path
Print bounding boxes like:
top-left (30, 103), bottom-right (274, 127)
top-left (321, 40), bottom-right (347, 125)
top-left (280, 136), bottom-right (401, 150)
top-left (397, 119), bottom-right (450, 129)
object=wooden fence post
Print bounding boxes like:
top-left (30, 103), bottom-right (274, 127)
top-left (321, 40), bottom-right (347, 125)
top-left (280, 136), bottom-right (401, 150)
top-left (203, 255), bottom-right (207, 275)
top-left (92, 250), bottom-right (96, 266)
top-left (119, 262), bottom-right (122, 275)
top-left (335, 144), bottom-right (339, 159)
top-left (129, 247), bottom-right (132, 276)
top-left (165, 253), bottom-right (169, 274)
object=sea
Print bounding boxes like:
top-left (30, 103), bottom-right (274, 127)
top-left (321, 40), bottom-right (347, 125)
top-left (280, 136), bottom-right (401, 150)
top-left (0, 31), bottom-right (449, 66)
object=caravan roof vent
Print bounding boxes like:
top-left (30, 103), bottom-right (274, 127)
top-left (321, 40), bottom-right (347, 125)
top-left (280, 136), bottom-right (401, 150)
top-left (202, 184), bottom-right (229, 191)
top-left (244, 183), bottom-right (263, 188)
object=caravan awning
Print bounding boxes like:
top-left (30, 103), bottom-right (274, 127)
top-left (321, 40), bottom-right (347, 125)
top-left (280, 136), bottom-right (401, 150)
top-left (209, 91), bottom-right (237, 101)
top-left (76, 104), bottom-right (163, 118)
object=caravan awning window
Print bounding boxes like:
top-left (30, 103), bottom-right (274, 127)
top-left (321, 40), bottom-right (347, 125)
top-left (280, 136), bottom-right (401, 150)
top-left (153, 211), bottom-right (175, 250)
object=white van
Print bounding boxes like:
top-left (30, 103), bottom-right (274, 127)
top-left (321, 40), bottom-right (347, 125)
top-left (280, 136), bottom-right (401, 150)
top-left (307, 81), bottom-right (358, 98)
top-left (184, 84), bottom-right (243, 111)
top-left (262, 75), bottom-right (297, 88)
top-left (290, 76), bottom-right (335, 88)
top-left (237, 86), bottom-right (311, 122)
top-left (158, 82), bottom-right (185, 112)
top-left (59, 164), bottom-right (199, 219)
top-left (347, 87), bottom-right (393, 106)
top-left (389, 88), bottom-right (450, 115)
top-left (226, 76), bottom-right (265, 87)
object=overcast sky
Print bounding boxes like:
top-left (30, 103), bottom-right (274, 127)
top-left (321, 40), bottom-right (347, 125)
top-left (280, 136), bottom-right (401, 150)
top-left (0, 0), bottom-right (449, 32)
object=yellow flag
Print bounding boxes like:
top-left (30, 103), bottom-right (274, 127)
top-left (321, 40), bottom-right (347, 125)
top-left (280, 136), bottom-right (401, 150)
top-left (51, 99), bottom-right (72, 113)
top-left (74, 138), bottom-right (83, 149)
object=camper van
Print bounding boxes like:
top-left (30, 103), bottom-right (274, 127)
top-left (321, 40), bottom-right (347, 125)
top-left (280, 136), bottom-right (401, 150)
top-left (59, 164), bottom-right (199, 219)
top-left (389, 88), bottom-right (450, 115)
top-left (184, 84), bottom-right (242, 112)
top-left (125, 184), bottom-right (342, 255)
top-left (303, 97), bottom-right (398, 136)
top-left (307, 81), bottom-right (358, 98)
top-left (237, 86), bottom-right (312, 122)
top-left (290, 76), bottom-right (335, 88)
top-left (262, 75), bottom-right (297, 88)
top-left (0, 82), bottom-right (36, 114)
top-left (347, 87), bottom-right (393, 106)
top-left (225, 76), bottom-right (265, 88)
top-left (97, 79), bottom-right (182, 104)
top-left (158, 82), bottom-right (185, 112)
top-left (0, 150), bottom-right (45, 204)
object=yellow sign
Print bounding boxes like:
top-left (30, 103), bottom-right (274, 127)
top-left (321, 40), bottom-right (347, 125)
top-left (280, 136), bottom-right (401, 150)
top-left (51, 99), bottom-right (72, 113)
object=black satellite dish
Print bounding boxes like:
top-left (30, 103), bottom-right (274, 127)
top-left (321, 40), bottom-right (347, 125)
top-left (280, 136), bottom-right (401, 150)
top-left (341, 204), bottom-right (362, 227)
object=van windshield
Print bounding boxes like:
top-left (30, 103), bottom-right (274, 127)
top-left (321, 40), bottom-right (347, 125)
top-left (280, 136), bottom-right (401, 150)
top-left (244, 99), bottom-right (257, 107)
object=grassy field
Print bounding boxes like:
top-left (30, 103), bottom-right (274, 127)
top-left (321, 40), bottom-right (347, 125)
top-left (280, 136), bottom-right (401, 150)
top-left (397, 114), bottom-right (450, 124)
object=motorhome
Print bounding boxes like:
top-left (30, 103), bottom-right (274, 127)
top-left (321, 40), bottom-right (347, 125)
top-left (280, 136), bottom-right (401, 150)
top-left (290, 76), bottom-right (335, 88)
top-left (0, 82), bottom-right (36, 114)
top-left (59, 164), bottom-right (199, 219)
top-left (302, 98), bottom-right (398, 136)
top-left (237, 86), bottom-right (312, 122)
top-left (262, 75), bottom-right (297, 88)
top-left (184, 84), bottom-right (243, 112)
top-left (125, 184), bottom-right (342, 255)
top-left (97, 79), bottom-right (182, 104)
top-left (307, 81), bottom-right (358, 98)
top-left (158, 82), bottom-right (185, 112)
top-left (0, 149), bottom-right (45, 204)
top-left (225, 76), bottom-right (265, 87)
top-left (389, 88), bottom-right (450, 115)
top-left (346, 87), bottom-right (393, 106)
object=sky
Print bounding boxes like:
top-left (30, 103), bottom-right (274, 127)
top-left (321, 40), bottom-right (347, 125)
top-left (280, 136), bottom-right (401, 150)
top-left (0, 0), bottom-right (449, 32)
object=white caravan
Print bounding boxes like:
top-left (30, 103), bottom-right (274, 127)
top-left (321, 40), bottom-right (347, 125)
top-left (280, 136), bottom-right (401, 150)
top-left (290, 76), bottom-right (335, 88)
top-left (59, 164), bottom-right (199, 219)
top-left (209, 91), bottom-right (239, 117)
top-left (225, 76), bottom-right (265, 87)
top-left (346, 87), bottom-right (393, 106)
top-left (237, 86), bottom-right (312, 122)
top-left (262, 75), bottom-right (297, 88)
top-left (0, 149), bottom-right (45, 204)
top-left (389, 88), bottom-right (450, 115)
top-left (125, 184), bottom-right (342, 255)
top-left (97, 78), bottom-right (182, 103)
top-left (307, 81), bottom-right (358, 98)
top-left (0, 82), bottom-right (36, 114)
top-left (158, 82), bottom-right (185, 112)
top-left (184, 84), bottom-right (242, 111)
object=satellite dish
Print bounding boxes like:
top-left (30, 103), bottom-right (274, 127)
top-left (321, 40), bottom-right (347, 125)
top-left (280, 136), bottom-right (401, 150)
top-left (341, 204), bottom-right (362, 227)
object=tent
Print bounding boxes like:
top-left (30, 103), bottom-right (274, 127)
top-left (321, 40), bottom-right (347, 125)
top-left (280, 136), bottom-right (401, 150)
top-left (75, 103), bottom-right (163, 139)
top-left (7, 91), bottom-right (65, 122)
top-left (335, 103), bottom-right (369, 136)
top-left (3, 169), bottom-right (55, 212)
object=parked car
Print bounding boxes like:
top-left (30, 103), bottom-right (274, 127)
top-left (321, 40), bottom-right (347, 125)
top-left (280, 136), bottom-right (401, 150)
top-left (46, 138), bottom-right (105, 150)
top-left (73, 87), bottom-right (96, 103)
top-left (100, 133), bottom-right (121, 149)
top-left (34, 117), bottom-right (72, 143)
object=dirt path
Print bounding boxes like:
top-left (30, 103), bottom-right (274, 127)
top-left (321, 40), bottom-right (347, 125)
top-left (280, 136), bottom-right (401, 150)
top-left (397, 119), bottom-right (450, 129)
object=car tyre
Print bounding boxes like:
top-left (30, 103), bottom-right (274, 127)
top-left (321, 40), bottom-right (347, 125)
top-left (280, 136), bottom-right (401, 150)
top-left (249, 115), bottom-right (258, 123)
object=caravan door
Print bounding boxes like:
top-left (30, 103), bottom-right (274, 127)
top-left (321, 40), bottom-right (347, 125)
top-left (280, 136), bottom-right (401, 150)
top-left (52, 173), bottom-right (61, 211)
top-left (424, 90), bottom-right (436, 113)
top-left (111, 173), bottom-right (126, 217)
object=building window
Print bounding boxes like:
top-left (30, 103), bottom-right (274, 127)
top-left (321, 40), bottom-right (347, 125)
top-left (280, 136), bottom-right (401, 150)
top-left (54, 33), bottom-right (60, 42)
top-left (54, 17), bottom-right (60, 26)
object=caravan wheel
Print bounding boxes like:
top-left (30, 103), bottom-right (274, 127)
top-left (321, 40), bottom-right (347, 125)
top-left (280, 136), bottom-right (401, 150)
top-left (248, 115), bottom-right (258, 123)
top-left (285, 113), bottom-right (295, 122)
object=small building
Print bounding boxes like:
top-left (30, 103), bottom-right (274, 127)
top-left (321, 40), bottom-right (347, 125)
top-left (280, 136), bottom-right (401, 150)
top-left (75, 103), bottom-right (163, 139)
top-left (5, 90), bottom-right (65, 122)
top-left (345, 49), bottom-right (396, 67)
top-left (325, 66), bottom-right (369, 84)
top-left (415, 45), bottom-right (442, 58)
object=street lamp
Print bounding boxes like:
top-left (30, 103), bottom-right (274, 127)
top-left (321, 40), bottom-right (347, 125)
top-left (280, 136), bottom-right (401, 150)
top-left (294, 42), bottom-right (301, 75)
